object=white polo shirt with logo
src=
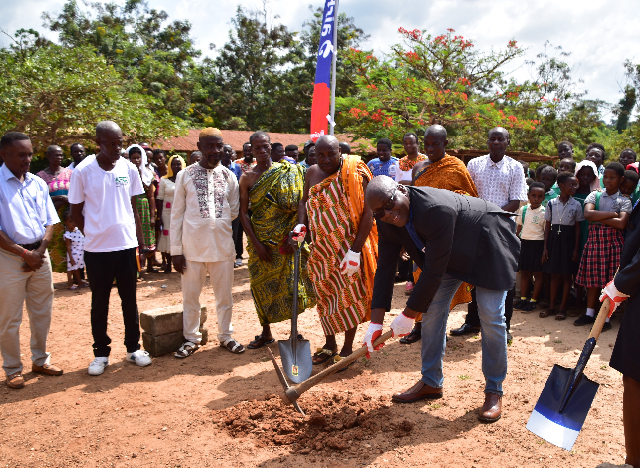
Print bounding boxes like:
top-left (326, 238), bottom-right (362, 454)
top-left (68, 155), bottom-right (144, 252)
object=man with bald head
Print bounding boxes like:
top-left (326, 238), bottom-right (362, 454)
top-left (363, 175), bottom-right (519, 422)
top-left (294, 135), bottom-right (377, 365)
top-left (451, 127), bottom-right (527, 341)
top-left (69, 121), bottom-right (152, 376)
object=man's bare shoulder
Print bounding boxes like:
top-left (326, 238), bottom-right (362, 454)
top-left (305, 164), bottom-right (330, 187)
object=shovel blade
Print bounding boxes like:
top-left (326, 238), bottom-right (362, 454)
top-left (278, 338), bottom-right (312, 384)
top-left (527, 364), bottom-right (599, 451)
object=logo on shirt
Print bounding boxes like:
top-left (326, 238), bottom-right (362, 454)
top-left (531, 215), bottom-right (540, 225)
top-left (115, 176), bottom-right (129, 187)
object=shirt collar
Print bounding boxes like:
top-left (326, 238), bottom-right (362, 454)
top-left (0, 163), bottom-right (31, 183)
top-left (602, 190), bottom-right (620, 199)
top-left (486, 155), bottom-right (505, 168)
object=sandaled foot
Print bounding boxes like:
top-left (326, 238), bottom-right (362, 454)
top-left (68, 284), bottom-right (78, 290)
top-left (399, 327), bottom-right (422, 344)
top-left (555, 310), bottom-right (567, 320)
top-left (79, 281), bottom-right (90, 288)
top-left (312, 347), bottom-right (337, 365)
top-left (539, 308), bottom-right (555, 318)
top-left (174, 341), bottom-right (200, 358)
top-left (334, 354), bottom-right (355, 373)
top-left (221, 338), bottom-right (245, 354)
top-left (247, 335), bottom-right (274, 349)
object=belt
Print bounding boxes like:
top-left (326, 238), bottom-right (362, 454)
top-left (18, 240), bottom-right (42, 251)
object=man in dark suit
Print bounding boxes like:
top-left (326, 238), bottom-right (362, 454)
top-left (362, 176), bottom-right (519, 422)
top-left (603, 204), bottom-right (640, 467)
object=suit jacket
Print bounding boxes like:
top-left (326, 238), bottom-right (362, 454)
top-left (610, 203), bottom-right (640, 381)
top-left (371, 186), bottom-right (520, 313)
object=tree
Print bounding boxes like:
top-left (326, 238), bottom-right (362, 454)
top-left (0, 29), bottom-right (185, 153)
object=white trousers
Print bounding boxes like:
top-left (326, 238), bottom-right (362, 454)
top-left (181, 259), bottom-right (234, 343)
top-left (0, 249), bottom-right (54, 376)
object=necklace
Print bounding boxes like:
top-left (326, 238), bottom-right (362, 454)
top-left (556, 198), bottom-right (570, 234)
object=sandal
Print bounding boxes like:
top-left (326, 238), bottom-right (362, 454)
top-left (539, 308), bottom-right (555, 318)
top-left (333, 354), bottom-right (355, 373)
top-left (312, 347), bottom-right (337, 365)
top-left (555, 310), bottom-right (567, 321)
top-left (174, 341), bottom-right (200, 358)
top-left (247, 335), bottom-right (275, 349)
top-left (221, 338), bottom-right (246, 354)
top-left (79, 281), bottom-right (90, 288)
top-left (399, 327), bottom-right (422, 344)
top-left (68, 284), bottom-right (78, 291)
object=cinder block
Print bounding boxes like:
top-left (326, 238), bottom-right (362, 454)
top-left (142, 325), bottom-right (209, 357)
top-left (140, 305), bottom-right (207, 336)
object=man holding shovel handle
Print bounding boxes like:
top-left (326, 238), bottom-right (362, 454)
top-left (362, 176), bottom-right (520, 422)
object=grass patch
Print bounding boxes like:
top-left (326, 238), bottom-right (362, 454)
top-left (458, 374), bottom-right (471, 381)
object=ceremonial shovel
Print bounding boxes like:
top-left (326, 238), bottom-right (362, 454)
top-left (270, 330), bottom-right (394, 415)
top-left (526, 298), bottom-right (611, 450)
top-left (277, 239), bottom-right (312, 384)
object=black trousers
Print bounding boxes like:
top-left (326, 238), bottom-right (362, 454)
top-left (464, 287), bottom-right (514, 331)
top-left (232, 218), bottom-right (243, 259)
top-left (85, 248), bottom-right (140, 357)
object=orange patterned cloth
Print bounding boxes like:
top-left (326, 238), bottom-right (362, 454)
top-left (397, 153), bottom-right (428, 172)
top-left (307, 156), bottom-right (378, 335)
top-left (413, 155), bottom-right (479, 318)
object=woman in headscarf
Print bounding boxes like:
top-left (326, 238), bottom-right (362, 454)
top-left (156, 155), bottom-right (186, 273)
top-left (127, 144), bottom-right (157, 273)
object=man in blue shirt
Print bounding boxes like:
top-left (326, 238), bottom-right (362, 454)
top-left (367, 138), bottom-right (398, 178)
top-left (0, 132), bottom-right (63, 389)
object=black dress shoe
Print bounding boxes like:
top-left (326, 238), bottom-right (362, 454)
top-left (513, 299), bottom-right (527, 310)
top-left (450, 323), bottom-right (480, 336)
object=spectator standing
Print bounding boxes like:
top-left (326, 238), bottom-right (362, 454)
top-left (67, 143), bottom-right (87, 170)
top-left (69, 121), bottom-right (152, 376)
top-left (156, 155), bottom-right (185, 274)
top-left (367, 138), bottom-right (398, 179)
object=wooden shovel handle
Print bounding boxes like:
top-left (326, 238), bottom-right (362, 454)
top-left (292, 330), bottom-right (394, 397)
top-left (588, 298), bottom-right (610, 341)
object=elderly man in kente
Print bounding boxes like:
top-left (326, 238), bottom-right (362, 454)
top-left (239, 131), bottom-right (316, 349)
top-left (171, 128), bottom-right (245, 357)
top-left (293, 135), bottom-right (377, 367)
top-left (399, 125), bottom-right (479, 345)
top-left (0, 132), bottom-right (64, 389)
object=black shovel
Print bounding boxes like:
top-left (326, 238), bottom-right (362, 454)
top-left (526, 298), bottom-right (611, 450)
top-left (277, 237), bottom-right (312, 384)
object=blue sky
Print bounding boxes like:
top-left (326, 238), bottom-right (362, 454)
top-left (2, 0), bottom-right (638, 116)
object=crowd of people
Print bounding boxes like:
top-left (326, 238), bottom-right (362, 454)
top-left (1, 121), bottom-right (639, 466)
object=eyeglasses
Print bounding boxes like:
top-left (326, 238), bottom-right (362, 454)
top-left (373, 188), bottom-right (397, 219)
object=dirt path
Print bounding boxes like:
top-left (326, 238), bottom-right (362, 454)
top-left (0, 258), bottom-right (627, 467)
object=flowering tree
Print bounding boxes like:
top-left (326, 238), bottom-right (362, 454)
top-left (337, 28), bottom-right (542, 150)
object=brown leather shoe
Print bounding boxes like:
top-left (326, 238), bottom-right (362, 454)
top-left (6, 372), bottom-right (24, 389)
top-left (478, 392), bottom-right (502, 422)
top-left (392, 381), bottom-right (443, 403)
top-left (32, 363), bottom-right (64, 376)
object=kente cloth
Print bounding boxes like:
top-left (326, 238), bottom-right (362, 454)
top-left (397, 154), bottom-right (427, 172)
top-left (240, 160), bottom-right (257, 174)
top-left (307, 156), bottom-right (378, 335)
top-left (136, 183), bottom-right (156, 250)
top-left (412, 155), bottom-right (479, 317)
top-left (247, 162), bottom-right (316, 325)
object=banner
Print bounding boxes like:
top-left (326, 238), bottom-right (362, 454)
top-left (309, 0), bottom-right (337, 141)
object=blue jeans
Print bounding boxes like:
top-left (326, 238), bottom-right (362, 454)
top-left (420, 274), bottom-right (508, 395)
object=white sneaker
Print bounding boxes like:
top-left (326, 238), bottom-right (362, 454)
top-left (88, 357), bottom-right (109, 376)
top-left (234, 258), bottom-right (243, 268)
top-left (126, 350), bottom-right (152, 367)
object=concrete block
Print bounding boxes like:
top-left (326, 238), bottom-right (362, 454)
top-left (140, 305), bottom-right (207, 336)
top-left (142, 325), bottom-right (209, 357)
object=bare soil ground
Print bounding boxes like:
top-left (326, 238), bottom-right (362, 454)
top-left (0, 254), bottom-right (628, 467)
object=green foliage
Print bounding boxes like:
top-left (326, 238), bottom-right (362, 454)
top-left (0, 30), bottom-right (185, 153)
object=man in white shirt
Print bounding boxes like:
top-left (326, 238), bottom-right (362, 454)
top-left (69, 121), bottom-right (152, 376)
top-left (450, 127), bottom-right (527, 342)
top-left (171, 128), bottom-right (245, 358)
top-left (66, 143), bottom-right (86, 170)
top-left (0, 132), bottom-right (64, 389)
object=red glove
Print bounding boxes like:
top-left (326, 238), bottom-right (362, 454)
top-left (599, 280), bottom-right (629, 317)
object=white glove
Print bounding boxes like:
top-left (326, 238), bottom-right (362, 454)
top-left (340, 249), bottom-right (361, 276)
top-left (362, 322), bottom-right (383, 357)
top-left (600, 280), bottom-right (629, 316)
top-left (292, 224), bottom-right (307, 242)
top-left (390, 312), bottom-right (415, 337)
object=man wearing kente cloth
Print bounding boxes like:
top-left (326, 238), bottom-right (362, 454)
top-left (293, 135), bottom-right (377, 367)
top-left (400, 125), bottom-right (479, 344)
top-left (239, 132), bottom-right (316, 349)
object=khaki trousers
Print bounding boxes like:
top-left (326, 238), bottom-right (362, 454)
top-left (181, 259), bottom-right (234, 343)
top-left (0, 248), bottom-right (54, 376)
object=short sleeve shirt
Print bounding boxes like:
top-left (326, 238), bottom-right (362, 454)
top-left (544, 196), bottom-right (585, 225)
top-left (68, 155), bottom-right (144, 252)
top-left (367, 157), bottom-right (398, 179)
top-left (466, 155), bottom-right (528, 208)
top-left (584, 190), bottom-right (632, 225)
top-left (516, 204), bottom-right (546, 240)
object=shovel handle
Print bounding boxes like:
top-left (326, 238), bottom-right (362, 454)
top-left (291, 330), bottom-right (394, 397)
top-left (588, 298), bottom-right (610, 341)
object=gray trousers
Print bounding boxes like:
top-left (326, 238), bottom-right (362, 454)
top-left (0, 248), bottom-right (54, 376)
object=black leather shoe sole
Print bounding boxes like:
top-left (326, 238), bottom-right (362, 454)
top-left (392, 392), bottom-right (443, 403)
top-left (450, 325), bottom-right (480, 336)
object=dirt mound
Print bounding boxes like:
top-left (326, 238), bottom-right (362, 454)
top-left (212, 392), bottom-right (414, 451)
